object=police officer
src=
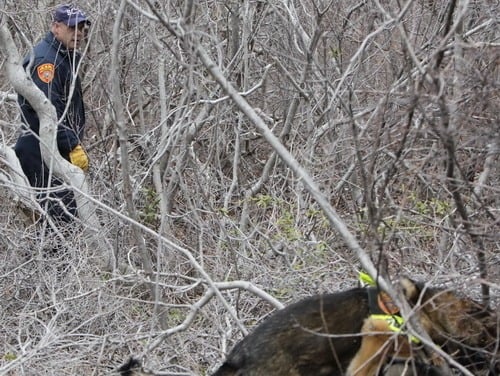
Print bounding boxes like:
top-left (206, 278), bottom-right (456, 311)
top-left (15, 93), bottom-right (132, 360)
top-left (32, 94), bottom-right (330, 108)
top-left (15, 4), bottom-right (90, 224)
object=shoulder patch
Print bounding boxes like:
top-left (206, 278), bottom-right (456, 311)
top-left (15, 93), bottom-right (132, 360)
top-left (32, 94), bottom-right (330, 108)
top-left (37, 63), bottom-right (55, 84)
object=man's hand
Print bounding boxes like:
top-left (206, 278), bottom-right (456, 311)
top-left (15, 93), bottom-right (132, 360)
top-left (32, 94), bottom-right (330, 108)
top-left (69, 144), bottom-right (89, 171)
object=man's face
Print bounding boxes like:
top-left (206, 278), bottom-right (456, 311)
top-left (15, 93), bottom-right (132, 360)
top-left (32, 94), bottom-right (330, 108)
top-left (52, 22), bottom-right (87, 50)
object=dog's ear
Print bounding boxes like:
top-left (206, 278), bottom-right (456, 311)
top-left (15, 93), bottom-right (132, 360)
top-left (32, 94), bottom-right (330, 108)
top-left (399, 277), bottom-right (420, 302)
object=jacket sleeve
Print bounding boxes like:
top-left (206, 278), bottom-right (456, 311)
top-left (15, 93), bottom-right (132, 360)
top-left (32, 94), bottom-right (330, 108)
top-left (30, 59), bottom-right (80, 155)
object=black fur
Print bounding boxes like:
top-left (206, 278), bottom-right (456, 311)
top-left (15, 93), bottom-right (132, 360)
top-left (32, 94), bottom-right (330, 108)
top-left (117, 357), bottom-right (142, 376)
top-left (212, 288), bottom-right (370, 376)
top-left (212, 282), bottom-right (498, 376)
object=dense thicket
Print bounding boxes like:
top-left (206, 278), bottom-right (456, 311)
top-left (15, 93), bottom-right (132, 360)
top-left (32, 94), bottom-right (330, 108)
top-left (1, 1), bottom-right (498, 374)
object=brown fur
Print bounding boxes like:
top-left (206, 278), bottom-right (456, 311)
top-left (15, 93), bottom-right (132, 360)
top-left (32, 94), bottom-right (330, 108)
top-left (402, 278), bottom-right (499, 375)
top-left (346, 316), bottom-right (417, 376)
top-left (212, 279), bottom-right (498, 376)
top-left (401, 278), bottom-right (494, 348)
top-left (346, 278), bottom-right (499, 376)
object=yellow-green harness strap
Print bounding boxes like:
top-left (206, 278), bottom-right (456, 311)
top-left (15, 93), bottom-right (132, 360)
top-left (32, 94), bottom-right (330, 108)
top-left (359, 271), bottom-right (376, 287)
top-left (369, 314), bottom-right (420, 344)
top-left (358, 271), bottom-right (420, 344)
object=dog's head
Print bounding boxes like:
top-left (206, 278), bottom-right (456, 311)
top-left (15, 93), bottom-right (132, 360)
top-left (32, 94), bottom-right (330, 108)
top-left (399, 277), bottom-right (499, 373)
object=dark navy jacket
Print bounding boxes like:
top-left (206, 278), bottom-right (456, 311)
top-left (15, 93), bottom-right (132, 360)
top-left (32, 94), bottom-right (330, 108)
top-left (15, 31), bottom-right (86, 189)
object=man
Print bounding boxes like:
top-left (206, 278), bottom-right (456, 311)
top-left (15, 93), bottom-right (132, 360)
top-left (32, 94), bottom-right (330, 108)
top-left (15, 4), bottom-right (91, 224)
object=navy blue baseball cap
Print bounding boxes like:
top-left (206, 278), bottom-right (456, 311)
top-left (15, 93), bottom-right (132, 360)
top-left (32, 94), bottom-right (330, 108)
top-left (53, 4), bottom-right (90, 26)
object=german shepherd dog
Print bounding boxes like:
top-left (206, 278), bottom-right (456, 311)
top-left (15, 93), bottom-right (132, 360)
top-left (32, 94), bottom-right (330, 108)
top-left (347, 278), bottom-right (498, 376)
top-left (211, 278), bottom-right (499, 376)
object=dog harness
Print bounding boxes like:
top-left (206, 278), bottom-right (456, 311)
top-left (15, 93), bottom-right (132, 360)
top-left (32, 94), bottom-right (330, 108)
top-left (361, 272), bottom-right (420, 343)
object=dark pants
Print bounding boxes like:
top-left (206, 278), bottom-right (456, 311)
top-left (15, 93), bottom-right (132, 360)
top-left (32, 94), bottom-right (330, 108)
top-left (15, 136), bottom-right (77, 224)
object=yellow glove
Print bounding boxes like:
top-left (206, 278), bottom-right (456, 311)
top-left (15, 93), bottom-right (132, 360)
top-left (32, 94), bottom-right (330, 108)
top-left (69, 144), bottom-right (89, 171)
